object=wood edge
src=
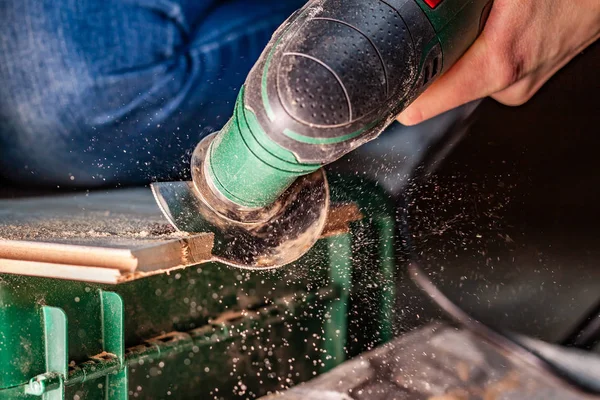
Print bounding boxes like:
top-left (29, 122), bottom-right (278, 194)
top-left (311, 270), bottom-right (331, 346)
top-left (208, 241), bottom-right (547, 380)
top-left (0, 240), bottom-right (137, 271)
top-left (321, 203), bottom-right (363, 237)
top-left (130, 233), bottom-right (214, 272)
top-left (0, 258), bottom-right (122, 284)
top-left (116, 260), bottom-right (215, 284)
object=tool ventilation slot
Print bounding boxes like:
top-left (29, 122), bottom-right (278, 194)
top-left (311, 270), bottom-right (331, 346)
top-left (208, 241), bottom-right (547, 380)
top-left (423, 56), bottom-right (441, 86)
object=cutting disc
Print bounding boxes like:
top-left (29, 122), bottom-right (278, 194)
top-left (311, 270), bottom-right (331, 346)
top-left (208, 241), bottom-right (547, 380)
top-left (151, 135), bottom-right (329, 270)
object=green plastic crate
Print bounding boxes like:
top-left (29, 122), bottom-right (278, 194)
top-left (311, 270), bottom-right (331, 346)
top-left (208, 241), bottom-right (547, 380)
top-left (0, 176), bottom-right (396, 399)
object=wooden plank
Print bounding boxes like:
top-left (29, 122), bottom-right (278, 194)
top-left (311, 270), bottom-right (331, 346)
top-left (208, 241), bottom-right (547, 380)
top-left (0, 235), bottom-right (213, 272)
top-left (0, 188), bottom-right (361, 283)
top-left (0, 188), bottom-right (188, 247)
top-left (0, 188), bottom-right (214, 282)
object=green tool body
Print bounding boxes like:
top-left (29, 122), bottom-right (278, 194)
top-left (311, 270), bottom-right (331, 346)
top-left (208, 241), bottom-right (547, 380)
top-left (204, 0), bottom-right (493, 209)
top-left (152, 0), bottom-right (493, 269)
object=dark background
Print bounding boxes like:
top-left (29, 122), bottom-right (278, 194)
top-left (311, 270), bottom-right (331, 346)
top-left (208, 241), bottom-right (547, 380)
top-left (402, 40), bottom-right (600, 344)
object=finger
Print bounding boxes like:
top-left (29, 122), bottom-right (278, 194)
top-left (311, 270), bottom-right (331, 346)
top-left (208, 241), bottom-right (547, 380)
top-left (397, 34), bottom-right (505, 126)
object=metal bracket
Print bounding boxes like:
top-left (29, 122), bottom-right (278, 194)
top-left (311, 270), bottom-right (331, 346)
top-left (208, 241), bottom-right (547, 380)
top-left (25, 306), bottom-right (67, 399)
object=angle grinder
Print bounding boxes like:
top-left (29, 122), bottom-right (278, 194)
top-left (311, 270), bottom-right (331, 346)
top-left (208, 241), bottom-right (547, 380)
top-left (152, 0), bottom-right (493, 269)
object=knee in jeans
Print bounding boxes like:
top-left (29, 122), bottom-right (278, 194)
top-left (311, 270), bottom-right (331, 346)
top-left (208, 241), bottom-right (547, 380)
top-left (0, 69), bottom-right (98, 186)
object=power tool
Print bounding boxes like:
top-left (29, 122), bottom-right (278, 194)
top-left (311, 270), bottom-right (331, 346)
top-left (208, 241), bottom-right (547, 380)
top-left (152, 0), bottom-right (493, 269)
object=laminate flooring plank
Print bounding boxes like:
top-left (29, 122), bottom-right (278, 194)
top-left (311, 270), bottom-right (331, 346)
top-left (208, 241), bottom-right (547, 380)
top-left (0, 188), bottom-right (214, 282)
top-left (0, 187), bottom-right (361, 283)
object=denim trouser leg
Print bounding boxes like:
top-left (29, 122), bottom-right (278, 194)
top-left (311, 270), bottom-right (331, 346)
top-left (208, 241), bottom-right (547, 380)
top-left (0, 0), bottom-right (306, 186)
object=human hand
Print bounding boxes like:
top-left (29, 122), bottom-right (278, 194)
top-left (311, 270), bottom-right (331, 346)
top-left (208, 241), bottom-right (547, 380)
top-left (397, 0), bottom-right (600, 126)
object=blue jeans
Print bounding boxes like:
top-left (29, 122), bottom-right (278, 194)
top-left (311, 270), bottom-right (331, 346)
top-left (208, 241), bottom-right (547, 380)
top-left (0, 0), bottom-right (306, 186)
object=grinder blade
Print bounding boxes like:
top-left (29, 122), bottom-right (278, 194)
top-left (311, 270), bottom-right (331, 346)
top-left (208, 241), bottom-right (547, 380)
top-left (151, 137), bottom-right (329, 270)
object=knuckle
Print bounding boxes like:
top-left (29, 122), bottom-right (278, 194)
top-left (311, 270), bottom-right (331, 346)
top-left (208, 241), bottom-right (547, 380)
top-left (489, 42), bottom-right (526, 90)
top-left (481, 14), bottom-right (528, 91)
